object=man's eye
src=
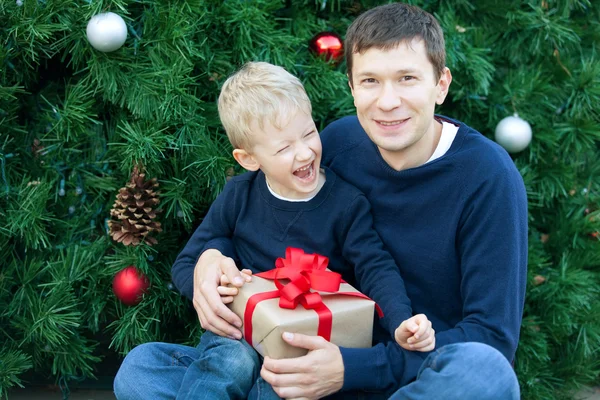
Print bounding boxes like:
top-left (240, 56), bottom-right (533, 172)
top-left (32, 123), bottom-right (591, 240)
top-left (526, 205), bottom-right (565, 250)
top-left (402, 76), bottom-right (415, 81)
top-left (362, 78), bottom-right (377, 84)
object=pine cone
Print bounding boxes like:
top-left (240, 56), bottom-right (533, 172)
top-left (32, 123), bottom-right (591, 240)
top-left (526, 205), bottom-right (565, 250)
top-left (108, 168), bottom-right (162, 246)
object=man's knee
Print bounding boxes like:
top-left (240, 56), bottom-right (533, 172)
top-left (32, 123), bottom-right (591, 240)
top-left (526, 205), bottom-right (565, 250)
top-left (438, 342), bottom-right (520, 399)
top-left (202, 334), bottom-right (260, 378)
top-left (113, 342), bottom-right (161, 400)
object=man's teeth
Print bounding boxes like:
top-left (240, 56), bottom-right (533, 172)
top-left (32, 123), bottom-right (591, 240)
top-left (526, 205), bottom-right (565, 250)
top-left (379, 120), bottom-right (404, 126)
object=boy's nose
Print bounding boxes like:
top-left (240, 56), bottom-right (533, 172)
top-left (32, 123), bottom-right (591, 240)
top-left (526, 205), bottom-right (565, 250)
top-left (296, 144), bottom-right (313, 161)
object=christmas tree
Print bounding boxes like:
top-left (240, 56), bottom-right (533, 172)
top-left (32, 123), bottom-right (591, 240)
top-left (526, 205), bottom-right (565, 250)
top-left (1, 1), bottom-right (599, 399)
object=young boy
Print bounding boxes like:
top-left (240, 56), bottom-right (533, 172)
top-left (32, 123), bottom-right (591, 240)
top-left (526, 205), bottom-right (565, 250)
top-left (171, 62), bottom-right (434, 400)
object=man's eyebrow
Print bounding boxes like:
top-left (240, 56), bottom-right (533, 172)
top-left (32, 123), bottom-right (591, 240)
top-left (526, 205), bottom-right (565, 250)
top-left (355, 68), bottom-right (420, 77)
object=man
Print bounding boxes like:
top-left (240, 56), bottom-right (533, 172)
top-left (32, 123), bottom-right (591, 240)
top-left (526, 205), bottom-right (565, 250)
top-left (114, 3), bottom-right (527, 399)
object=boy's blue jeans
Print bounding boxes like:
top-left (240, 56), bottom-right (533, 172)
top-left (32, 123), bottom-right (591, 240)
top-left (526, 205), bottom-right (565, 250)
top-left (114, 333), bottom-right (520, 400)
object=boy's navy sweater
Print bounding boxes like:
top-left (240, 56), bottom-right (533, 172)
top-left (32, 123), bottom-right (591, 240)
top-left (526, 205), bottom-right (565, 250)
top-left (171, 167), bottom-right (414, 339)
top-left (203, 115), bottom-right (528, 394)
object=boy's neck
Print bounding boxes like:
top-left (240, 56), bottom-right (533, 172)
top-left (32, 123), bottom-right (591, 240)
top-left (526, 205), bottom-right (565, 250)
top-left (265, 170), bottom-right (326, 202)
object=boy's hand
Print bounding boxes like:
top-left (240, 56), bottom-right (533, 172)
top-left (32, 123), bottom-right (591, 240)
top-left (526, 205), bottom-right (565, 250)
top-left (217, 269), bottom-right (252, 304)
top-left (394, 314), bottom-right (435, 352)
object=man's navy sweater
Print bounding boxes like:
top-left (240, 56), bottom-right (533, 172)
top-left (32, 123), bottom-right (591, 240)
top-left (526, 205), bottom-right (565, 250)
top-left (204, 116), bottom-right (528, 394)
top-left (171, 167), bottom-right (414, 339)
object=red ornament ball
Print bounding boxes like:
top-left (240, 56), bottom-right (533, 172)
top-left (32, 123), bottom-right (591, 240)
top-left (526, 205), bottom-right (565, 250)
top-left (113, 266), bottom-right (149, 306)
top-left (309, 32), bottom-right (344, 63)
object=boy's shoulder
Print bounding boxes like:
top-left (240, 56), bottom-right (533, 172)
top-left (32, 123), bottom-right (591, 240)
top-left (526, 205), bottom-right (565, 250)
top-left (220, 170), bottom-right (260, 196)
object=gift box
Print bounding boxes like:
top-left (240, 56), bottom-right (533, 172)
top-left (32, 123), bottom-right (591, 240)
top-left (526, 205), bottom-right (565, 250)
top-left (228, 247), bottom-right (381, 359)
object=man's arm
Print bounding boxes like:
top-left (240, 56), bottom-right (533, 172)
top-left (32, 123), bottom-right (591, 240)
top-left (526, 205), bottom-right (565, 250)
top-left (171, 181), bottom-right (238, 299)
top-left (262, 159), bottom-right (528, 395)
top-left (171, 181), bottom-right (250, 338)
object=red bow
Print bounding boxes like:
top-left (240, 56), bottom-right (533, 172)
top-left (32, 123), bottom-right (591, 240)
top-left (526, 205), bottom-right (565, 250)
top-left (244, 247), bottom-right (383, 347)
top-left (258, 247), bottom-right (342, 311)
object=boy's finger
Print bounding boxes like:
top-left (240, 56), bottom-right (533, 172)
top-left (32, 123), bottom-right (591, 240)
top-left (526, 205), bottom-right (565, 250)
top-left (405, 320), bottom-right (419, 334)
top-left (217, 285), bottom-right (238, 296)
top-left (240, 268), bottom-right (253, 276)
top-left (221, 296), bottom-right (234, 304)
top-left (413, 320), bottom-right (431, 340)
top-left (411, 337), bottom-right (435, 350)
top-left (220, 274), bottom-right (230, 286)
top-left (240, 272), bottom-right (253, 282)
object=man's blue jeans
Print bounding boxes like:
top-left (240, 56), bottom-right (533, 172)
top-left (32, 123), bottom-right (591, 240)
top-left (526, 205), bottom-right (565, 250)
top-left (114, 338), bottom-right (520, 399)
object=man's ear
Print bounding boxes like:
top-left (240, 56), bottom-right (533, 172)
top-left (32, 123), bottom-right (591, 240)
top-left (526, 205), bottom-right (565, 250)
top-left (435, 67), bottom-right (453, 105)
top-left (233, 149), bottom-right (260, 171)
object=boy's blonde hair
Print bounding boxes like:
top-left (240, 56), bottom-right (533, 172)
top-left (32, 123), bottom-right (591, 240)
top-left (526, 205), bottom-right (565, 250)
top-left (218, 62), bottom-right (312, 150)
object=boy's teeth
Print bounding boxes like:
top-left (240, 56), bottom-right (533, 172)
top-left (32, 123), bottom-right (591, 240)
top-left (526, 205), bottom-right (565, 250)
top-left (296, 164), bottom-right (311, 172)
top-left (294, 163), bottom-right (313, 179)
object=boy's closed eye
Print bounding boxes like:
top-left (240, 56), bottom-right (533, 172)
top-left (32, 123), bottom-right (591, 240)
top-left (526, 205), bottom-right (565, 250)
top-left (275, 146), bottom-right (289, 155)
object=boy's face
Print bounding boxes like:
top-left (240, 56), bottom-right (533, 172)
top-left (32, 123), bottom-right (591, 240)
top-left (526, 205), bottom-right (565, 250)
top-left (349, 39), bottom-right (451, 166)
top-left (247, 111), bottom-right (322, 200)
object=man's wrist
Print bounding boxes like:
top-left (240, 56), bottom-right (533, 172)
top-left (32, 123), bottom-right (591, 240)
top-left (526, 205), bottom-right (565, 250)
top-left (198, 249), bottom-right (224, 265)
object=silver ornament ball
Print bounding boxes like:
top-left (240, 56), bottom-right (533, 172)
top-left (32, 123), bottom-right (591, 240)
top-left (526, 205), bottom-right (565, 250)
top-left (494, 115), bottom-right (532, 153)
top-left (86, 12), bottom-right (128, 52)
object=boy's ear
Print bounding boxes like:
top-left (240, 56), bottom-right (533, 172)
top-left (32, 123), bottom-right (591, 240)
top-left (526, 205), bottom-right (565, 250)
top-left (232, 149), bottom-right (260, 171)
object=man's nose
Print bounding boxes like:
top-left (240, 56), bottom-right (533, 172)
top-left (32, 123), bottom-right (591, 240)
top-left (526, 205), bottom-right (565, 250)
top-left (377, 82), bottom-right (401, 111)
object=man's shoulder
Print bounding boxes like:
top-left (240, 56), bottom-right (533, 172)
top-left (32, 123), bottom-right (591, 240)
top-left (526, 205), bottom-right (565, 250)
top-left (321, 116), bottom-right (369, 152)
top-left (448, 118), bottom-right (518, 174)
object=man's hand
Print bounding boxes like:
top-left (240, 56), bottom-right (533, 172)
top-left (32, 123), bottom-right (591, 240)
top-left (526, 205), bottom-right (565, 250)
top-left (395, 314), bottom-right (435, 352)
top-left (192, 250), bottom-right (250, 339)
top-left (261, 332), bottom-right (344, 399)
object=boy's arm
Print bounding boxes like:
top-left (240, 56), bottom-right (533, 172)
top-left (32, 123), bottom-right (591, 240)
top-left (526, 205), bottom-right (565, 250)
top-left (338, 194), bottom-right (413, 336)
top-left (171, 181), bottom-right (238, 300)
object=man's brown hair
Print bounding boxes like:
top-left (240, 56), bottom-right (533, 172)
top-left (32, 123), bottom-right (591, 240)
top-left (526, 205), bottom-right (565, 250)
top-left (345, 3), bottom-right (446, 84)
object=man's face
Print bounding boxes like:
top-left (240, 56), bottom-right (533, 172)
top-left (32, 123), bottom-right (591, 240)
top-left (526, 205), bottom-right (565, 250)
top-left (349, 40), bottom-right (451, 167)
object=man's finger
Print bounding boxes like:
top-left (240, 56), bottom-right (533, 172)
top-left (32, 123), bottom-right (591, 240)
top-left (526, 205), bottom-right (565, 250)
top-left (281, 332), bottom-right (329, 351)
top-left (263, 354), bottom-right (310, 375)
top-left (195, 300), bottom-right (232, 338)
top-left (260, 367), bottom-right (311, 388)
top-left (198, 293), bottom-right (242, 339)
top-left (221, 258), bottom-right (245, 287)
top-left (201, 281), bottom-right (243, 327)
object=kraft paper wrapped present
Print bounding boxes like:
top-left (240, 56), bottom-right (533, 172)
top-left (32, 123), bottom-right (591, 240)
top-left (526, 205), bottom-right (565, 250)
top-left (227, 247), bottom-right (382, 359)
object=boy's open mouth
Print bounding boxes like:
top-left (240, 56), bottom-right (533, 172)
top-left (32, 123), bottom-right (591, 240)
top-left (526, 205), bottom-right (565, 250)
top-left (293, 161), bottom-right (315, 182)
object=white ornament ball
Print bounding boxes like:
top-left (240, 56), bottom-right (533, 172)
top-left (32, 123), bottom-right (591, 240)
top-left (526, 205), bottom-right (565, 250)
top-left (86, 12), bottom-right (128, 53)
top-left (494, 115), bottom-right (532, 153)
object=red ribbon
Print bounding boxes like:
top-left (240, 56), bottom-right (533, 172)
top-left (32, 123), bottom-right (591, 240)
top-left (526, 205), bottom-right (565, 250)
top-left (244, 247), bottom-right (383, 348)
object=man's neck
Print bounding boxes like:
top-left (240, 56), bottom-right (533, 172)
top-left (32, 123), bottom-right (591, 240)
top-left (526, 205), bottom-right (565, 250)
top-left (379, 119), bottom-right (443, 171)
